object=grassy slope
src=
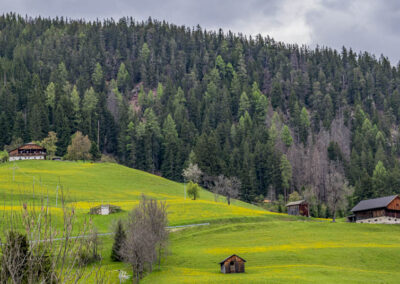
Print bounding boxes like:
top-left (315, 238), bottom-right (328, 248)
top-left (145, 221), bottom-right (400, 283)
top-left (0, 160), bottom-right (278, 232)
top-left (0, 160), bottom-right (286, 282)
top-left (1, 161), bottom-right (399, 283)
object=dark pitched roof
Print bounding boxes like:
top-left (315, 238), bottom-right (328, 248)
top-left (286, 200), bottom-right (306, 207)
top-left (351, 195), bottom-right (398, 212)
top-left (219, 254), bottom-right (246, 264)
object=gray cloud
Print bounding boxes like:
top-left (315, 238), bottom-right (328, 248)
top-left (1, 0), bottom-right (399, 64)
top-left (306, 0), bottom-right (400, 63)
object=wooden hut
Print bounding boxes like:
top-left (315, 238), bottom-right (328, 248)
top-left (286, 200), bottom-right (309, 217)
top-left (350, 195), bottom-right (400, 224)
top-left (219, 255), bottom-right (246, 273)
top-left (8, 143), bottom-right (46, 161)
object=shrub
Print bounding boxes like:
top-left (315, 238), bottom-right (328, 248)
top-left (0, 151), bottom-right (9, 163)
top-left (78, 229), bottom-right (101, 265)
top-left (187, 181), bottom-right (200, 200)
top-left (1, 231), bottom-right (29, 283)
top-left (100, 154), bottom-right (117, 163)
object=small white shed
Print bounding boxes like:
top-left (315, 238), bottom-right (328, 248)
top-left (100, 205), bottom-right (110, 215)
top-left (89, 204), bottom-right (121, 215)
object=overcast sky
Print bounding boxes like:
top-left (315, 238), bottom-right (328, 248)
top-left (2, 0), bottom-right (400, 64)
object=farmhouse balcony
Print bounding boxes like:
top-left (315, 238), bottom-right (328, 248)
top-left (14, 152), bottom-right (46, 156)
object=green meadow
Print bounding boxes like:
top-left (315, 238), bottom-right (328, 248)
top-left (0, 160), bottom-right (275, 232)
top-left (0, 160), bottom-right (399, 283)
top-left (145, 221), bottom-right (400, 283)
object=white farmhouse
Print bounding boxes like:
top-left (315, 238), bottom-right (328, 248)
top-left (8, 142), bottom-right (47, 161)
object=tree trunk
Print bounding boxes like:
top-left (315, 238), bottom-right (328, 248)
top-left (158, 246), bottom-right (162, 269)
top-left (332, 204), bottom-right (336, 222)
top-left (284, 187), bottom-right (287, 203)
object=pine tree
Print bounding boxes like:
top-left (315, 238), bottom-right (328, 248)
top-left (143, 108), bottom-right (161, 173)
top-left (271, 80), bottom-right (283, 108)
top-left (82, 87), bottom-right (98, 137)
top-left (372, 161), bottom-right (388, 197)
top-left (111, 220), bottom-right (126, 262)
top-left (54, 103), bottom-right (71, 156)
top-left (281, 125), bottom-right (293, 147)
top-left (299, 107), bottom-right (310, 145)
top-left (90, 141), bottom-right (101, 161)
top-left (280, 154), bottom-right (292, 201)
top-left (45, 82), bottom-right (56, 125)
top-left (161, 114), bottom-right (180, 180)
top-left (92, 63), bottom-right (104, 92)
top-left (70, 85), bottom-right (81, 130)
top-left (255, 94), bottom-right (268, 124)
top-left (238, 92), bottom-right (250, 118)
top-left (117, 62), bottom-right (129, 92)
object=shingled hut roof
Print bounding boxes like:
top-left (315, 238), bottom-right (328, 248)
top-left (351, 195), bottom-right (398, 212)
top-left (219, 254), bottom-right (246, 264)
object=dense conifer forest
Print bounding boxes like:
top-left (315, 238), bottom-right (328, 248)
top-left (1, 13), bottom-right (400, 216)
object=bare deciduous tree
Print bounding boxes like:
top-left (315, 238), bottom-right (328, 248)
top-left (212, 175), bottom-right (241, 205)
top-left (122, 208), bottom-right (152, 283)
top-left (287, 112), bottom-right (351, 205)
top-left (141, 197), bottom-right (168, 270)
top-left (121, 196), bottom-right (168, 283)
top-left (325, 163), bottom-right (354, 222)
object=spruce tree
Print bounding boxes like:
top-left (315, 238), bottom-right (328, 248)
top-left (92, 63), bottom-right (104, 92)
top-left (299, 107), bottom-right (310, 145)
top-left (90, 141), bottom-right (101, 161)
top-left (54, 103), bottom-right (71, 156)
top-left (281, 125), bottom-right (293, 147)
top-left (117, 63), bottom-right (129, 92)
top-left (161, 114), bottom-right (180, 180)
top-left (238, 92), bottom-right (250, 118)
top-left (111, 220), bottom-right (126, 262)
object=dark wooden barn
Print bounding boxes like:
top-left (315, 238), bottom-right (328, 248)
top-left (286, 200), bottom-right (309, 217)
top-left (219, 255), bottom-right (246, 273)
top-left (351, 195), bottom-right (400, 224)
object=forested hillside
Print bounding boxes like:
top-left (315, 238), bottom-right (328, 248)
top-left (1, 13), bottom-right (400, 215)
